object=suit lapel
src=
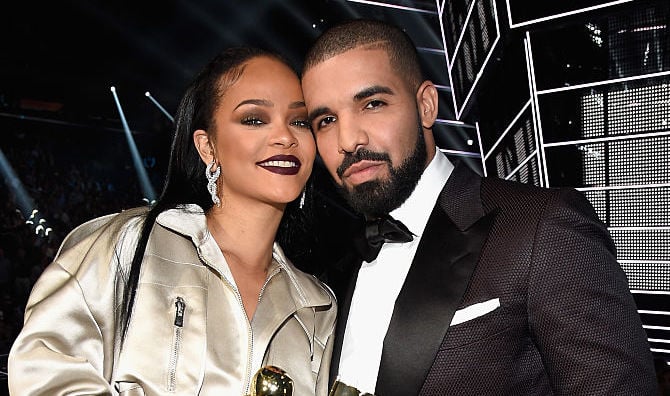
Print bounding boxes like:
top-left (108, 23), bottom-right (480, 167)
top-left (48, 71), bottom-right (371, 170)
top-left (328, 252), bottom-right (362, 386)
top-left (375, 162), bottom-right (495, 396)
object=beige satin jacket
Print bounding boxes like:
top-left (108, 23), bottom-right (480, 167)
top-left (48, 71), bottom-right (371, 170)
top-left (9, 205), bottom-right (336, 395)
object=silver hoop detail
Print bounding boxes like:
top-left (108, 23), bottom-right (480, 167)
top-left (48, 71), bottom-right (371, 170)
top-left (206, 160), bottom-right (221, 207)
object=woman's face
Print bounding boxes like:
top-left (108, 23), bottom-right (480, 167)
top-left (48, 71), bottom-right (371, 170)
top-left (202, 56), bottom-right (315, 207)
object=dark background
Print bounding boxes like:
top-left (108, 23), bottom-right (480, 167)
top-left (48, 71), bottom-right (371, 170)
top-left (0, 0), bottom-right (440, 135)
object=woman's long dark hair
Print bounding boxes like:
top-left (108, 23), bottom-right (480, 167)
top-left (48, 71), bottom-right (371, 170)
top-left (120, 47), bottom-right (313, 340)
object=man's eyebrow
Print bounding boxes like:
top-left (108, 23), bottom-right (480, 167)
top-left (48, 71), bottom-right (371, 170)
top-left (307, 86), bottom-right (394, 123)
top-left (234, 98), bottom-right (273, 110)
top-left (354, 85), bottom-right (394, 101)
top-left (308, 106), bottom-right (331, 123)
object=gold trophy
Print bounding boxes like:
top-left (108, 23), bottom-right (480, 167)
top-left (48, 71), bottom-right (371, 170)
top-left (329, 380), bottom-right (375, 396)
top-left (249, 365), bottom-right (293, 396)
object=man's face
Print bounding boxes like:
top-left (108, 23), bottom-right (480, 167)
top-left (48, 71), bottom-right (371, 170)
top-left (302, 47), bottom-right (430, 216)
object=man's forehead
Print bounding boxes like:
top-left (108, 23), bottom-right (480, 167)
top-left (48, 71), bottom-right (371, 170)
top-left (305, 46), bottom-right (391, 75)
top-left (305, 49), bottom-right (393, 86)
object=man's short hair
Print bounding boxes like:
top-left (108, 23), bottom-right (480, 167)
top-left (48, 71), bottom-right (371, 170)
top-left (303, 19), bottom-right (424, 91)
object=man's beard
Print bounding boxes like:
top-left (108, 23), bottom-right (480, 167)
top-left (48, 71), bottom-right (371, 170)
top-left (335, 119), bottom-right (427, 217)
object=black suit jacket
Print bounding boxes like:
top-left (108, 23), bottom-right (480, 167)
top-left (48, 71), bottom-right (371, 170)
top-left (327, 161), bottom-right (657, 395)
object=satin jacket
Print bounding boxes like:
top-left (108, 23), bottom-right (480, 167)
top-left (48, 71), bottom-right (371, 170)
top-left (9, 205), bottom-right (336, 396)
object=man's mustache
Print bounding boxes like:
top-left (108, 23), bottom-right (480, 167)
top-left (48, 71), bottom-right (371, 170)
top-left (336, 149), bottom-right (391, 178)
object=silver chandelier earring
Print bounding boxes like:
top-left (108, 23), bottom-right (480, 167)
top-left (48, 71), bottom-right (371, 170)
top-left (206, 160), bottom-right (221, 207)
top-left (299, 188), bottom-right (306, 209)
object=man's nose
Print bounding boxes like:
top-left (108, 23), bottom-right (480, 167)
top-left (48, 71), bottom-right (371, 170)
top-left (337, 115), bottom-right (368, 154)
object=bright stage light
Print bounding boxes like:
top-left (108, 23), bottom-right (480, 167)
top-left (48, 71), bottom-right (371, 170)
top-left (110, 86), bottom-right (157, 202)
top-left (144, 91), bottom-right (174, 123)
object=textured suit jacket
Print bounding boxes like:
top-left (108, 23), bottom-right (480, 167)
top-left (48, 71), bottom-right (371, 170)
top-left (328, 161), bottom-right (657, 395)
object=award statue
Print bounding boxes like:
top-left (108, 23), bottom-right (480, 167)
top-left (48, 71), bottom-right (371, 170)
top-left (329, 380), bottom-right (375, 396)
top-left (249, 365), bottom-right (293, 396)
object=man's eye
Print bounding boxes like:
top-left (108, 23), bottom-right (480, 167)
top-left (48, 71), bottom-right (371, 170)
top-left (317, 116), bottom-right (337, 129)
top-left (241, 117), bottom-right (264, 126)
top-left (365, 100), bottom-right (385, 109)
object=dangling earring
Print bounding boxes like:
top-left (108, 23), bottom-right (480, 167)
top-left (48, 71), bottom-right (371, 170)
top-left (299, 188), bottom-right (306, 209)
top-left (206, 160), bottom-right (221, 207)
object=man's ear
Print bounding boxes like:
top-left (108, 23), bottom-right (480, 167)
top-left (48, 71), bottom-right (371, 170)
top-left (417, 80), bottom-right (438, 129)
top-left (193, 129), bottom-right (214, 164)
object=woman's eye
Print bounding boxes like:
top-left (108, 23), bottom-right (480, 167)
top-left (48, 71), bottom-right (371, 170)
top-left (291, 119), bottom-right (311, 129)
top-left (241, 116), bottom-right (264, 126)
top-left (365, 100), bottom-right (385, 109)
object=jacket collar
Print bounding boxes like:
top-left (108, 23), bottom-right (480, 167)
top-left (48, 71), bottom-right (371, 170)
top-left (438, 161), bottom-right (487, 231)
top-left (329, 163), bottom-right (496, 392)
top-left (375, 162), bottom-right (495, 395)
top-left (155, 204), bottom-right (333, 309)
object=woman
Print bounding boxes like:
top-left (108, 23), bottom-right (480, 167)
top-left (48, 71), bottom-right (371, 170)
top-left (8, 47), bottom-right (336, 395)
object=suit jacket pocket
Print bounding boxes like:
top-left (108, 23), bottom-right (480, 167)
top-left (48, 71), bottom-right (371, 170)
top-left (440, 299), bottom-right (512, 350)
top-left (450, 298), bottom-right (500, 326)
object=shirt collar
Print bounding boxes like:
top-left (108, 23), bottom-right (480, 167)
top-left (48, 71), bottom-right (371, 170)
top-left (391, 149), bottom-right (453, 238)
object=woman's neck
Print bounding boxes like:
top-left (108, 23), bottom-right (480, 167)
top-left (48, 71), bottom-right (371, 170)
top-left (206, 199), bottom-right (284, 272)
top-left (206, 199), bottom-right (285, 320)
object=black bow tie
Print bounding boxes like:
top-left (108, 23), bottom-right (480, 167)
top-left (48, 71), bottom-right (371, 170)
top-left (354, 215), bottom-right (414, 262)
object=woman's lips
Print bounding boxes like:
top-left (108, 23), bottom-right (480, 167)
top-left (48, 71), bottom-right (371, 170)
top-left (257, 155), bottom-right (301, 175)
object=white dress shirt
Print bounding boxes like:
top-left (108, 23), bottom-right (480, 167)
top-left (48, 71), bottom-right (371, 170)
top-left (336, 150), bottom-right (454, 393)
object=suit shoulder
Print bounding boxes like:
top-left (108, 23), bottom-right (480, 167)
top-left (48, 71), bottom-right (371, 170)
top-left (481, 176), bottom-right (580, 205)
top-left (481, 178), bottom-right (603, 233)
top-left (479, 177), bottom-right (596, 222)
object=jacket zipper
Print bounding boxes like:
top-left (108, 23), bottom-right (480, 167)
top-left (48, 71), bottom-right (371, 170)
top-left (242, 268), bottom-right (279, 394)
top-left (242, 296), bottom-right (253, 395)
top-left (196, 248), bottom-right (281, 395)
top-left (258, 267), bottom-right (280, 307)
top-left (196, 249), bottom-right (255, 394)
top-left (243, 267), bottom-right (281, 393)
top-left (167, 296), bottom-right (185, 392)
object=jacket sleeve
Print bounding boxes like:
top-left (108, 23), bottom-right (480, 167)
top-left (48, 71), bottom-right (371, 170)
top-left (527, 188), bottom-right (657, 395)
top-left (8, 262), bottom-right (116, 395)
top-left (8, 213), bottom-right (140, 395)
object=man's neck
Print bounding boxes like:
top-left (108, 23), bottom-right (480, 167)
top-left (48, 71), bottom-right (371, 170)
top-left (390, 149), bottom-right (454, 236)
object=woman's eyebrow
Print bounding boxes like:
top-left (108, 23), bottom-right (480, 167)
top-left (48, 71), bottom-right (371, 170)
top-left (235, 98), bottom-right (273, 110)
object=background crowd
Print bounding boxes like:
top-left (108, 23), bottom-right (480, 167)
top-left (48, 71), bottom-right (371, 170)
top-left (0, 121), bottom-right (169, 394)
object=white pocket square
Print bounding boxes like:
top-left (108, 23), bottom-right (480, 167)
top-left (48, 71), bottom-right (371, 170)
top-left (450, 298), bottom-right (500, 326)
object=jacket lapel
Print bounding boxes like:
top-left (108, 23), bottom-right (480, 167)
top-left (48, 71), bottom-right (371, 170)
top-left (328, 252), bottom-right (363, 386)
top-left (375, 163), bottom-right (495, 396)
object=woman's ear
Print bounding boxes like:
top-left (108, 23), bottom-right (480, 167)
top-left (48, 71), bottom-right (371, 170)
top-left (193, 129), bottom-right (214, 165)
top-left (417, 80), bottom-right (438, 129)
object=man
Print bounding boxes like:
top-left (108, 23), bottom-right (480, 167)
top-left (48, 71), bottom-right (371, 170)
top-left (301, 19), bottom-right (657, 395)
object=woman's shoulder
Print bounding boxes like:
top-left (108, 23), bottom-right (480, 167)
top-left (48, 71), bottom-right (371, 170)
top-left (55, 206), bottom-right (150, 261)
